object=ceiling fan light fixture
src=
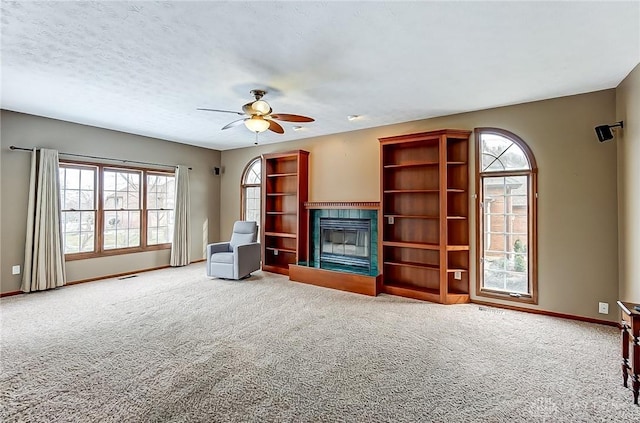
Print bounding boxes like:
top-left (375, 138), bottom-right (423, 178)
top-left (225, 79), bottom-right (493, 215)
top-left (244, 116), bottom-right (270, 133)
top-left (251, 100), bottom-right (271, 115)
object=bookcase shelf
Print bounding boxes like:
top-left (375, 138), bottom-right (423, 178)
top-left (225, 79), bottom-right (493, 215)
top-left (266, 172), bottom-right (298, 178)
top-left (264, 231), bottom-right (297, 238)
top-left (382, 241), bottom-right (440, 250)
top-left (384, 214), bottom-right (440, 219)
top-left (384, 261), bottom-right (440, 271)
top-left (383, 161), bottom-right (440, 168)
top-left (379, 129), bottom-right (471, 304)
top-left (261, 150), bottom-right (309, 275)
top-left (384, 189), bottom-right (440, 194)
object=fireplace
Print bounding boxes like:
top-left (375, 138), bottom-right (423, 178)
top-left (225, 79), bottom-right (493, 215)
top-left (303, 204), bottom-right (378, 276)
top-left (320, 218), bottom-right (371, 271)
top-left (289, 202), bottom-right (381, 296)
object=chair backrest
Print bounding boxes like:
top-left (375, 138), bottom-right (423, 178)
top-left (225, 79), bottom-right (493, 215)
top-left (229, 221), bottom-right (258, 249)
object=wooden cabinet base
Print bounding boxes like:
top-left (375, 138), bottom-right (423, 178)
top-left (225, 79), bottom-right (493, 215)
top-left (289, 265), bottom-right (381, 296)
top-left (382, 283), bottom-right (470, 304)
top-left (262, 264), bottom-right (290, 276)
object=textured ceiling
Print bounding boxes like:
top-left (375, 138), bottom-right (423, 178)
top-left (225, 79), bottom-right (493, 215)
top-left (1, 1), bottom-right (639, 151)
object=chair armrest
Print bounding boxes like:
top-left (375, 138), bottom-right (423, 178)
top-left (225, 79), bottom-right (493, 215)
top-left (235, 242), bottom-right (261, 255)
top-left (234, 242), bottom-right (262, 278)
top-left (207, 242), bottom-right (231, 257)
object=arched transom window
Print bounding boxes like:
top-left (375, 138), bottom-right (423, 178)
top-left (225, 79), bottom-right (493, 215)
top-left (241, 157), bottom-right (262, 231)
top-left (476, 128), bottom-right (538, 304)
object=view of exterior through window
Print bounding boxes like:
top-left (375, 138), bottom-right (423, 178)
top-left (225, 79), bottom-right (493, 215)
top-left (476, 128), bottom-right (538, 303)
top-left (59, 165), bottom-right (97, 254)
top-left (147, 173), bottom-right (175, 245)
top-left (103, 169), bottom-right (141, 250)
top-left (241, 157), bottom-right (261, 233)
top-left (59, 162), bottom-right (175, 257)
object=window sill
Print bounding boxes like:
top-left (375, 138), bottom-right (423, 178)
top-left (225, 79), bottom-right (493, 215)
top-left (476, 289), bottom-right (538, 305)
top-left (65, 244), bottom-right (171, 261)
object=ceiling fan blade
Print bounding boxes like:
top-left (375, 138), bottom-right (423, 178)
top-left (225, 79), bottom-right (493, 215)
top-left (242, 102), bottom-right (255, 115)
top-left (270, 114), bottom-right (315, 123)
top-left (268, 120), bottom-right (285, 134)
top-left (197, 108), bottom-right (245, 116)
top-left (221, 118), bottom-right (247, 130)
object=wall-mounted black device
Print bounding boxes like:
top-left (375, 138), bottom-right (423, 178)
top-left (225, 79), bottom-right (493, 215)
top-left (595, 121), bottom-right (624, 142)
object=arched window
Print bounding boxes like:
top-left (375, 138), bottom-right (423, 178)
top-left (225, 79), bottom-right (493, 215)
top-left (476, 128), bottom-right (538, 303)
top-left (241, 157), bottom-right (262, 231)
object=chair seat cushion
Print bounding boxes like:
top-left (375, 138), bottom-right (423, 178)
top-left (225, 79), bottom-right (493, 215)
top-left (210, 252), bottom-right (234, 264)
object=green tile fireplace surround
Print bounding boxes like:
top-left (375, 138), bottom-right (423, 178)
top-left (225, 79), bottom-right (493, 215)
top-left (307, 208), bottom-right (378, 276)
top-left (288, 202), bottom-right (382, 296)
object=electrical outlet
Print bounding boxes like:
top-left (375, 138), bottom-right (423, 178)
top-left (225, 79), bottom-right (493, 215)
top-left (598, 302), bottom-right (609, 314)
top-left (12, 265), bottom-right (21, 275)
top-left (273, 249), bottom-right (279, 256)
top-left (388, 216), bottom-right (394, 224)
top-left (454, 271), bottom-right (462, 280)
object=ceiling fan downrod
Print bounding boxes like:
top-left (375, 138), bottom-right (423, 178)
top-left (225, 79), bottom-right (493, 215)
top-left (251, 89), bottom-right (266, 100)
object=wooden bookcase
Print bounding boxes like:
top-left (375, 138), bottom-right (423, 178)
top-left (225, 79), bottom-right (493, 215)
top-left (261, 150), bottom-right (309, 275)
top-left (379, 129), bottom-right (471, 304)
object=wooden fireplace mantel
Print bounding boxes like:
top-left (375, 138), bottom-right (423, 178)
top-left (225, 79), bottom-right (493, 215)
top-left (304, 201), bottom-right (380, 210)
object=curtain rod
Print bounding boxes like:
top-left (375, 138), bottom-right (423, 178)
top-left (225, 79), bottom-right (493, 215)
top-left (9, 146), bottom-right (192, 170)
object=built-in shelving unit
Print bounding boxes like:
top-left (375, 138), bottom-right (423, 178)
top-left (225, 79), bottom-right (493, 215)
top-left (261, 150), bottom-right (309, 275)
top-left (379, 129), bottom-right (471, 304)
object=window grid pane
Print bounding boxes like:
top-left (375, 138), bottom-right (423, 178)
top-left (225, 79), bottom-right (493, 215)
top-left (147, 174), bottom-right (175, 211)
top-left (104, 170), bottom-right (141, 210)
top-left (147, 210), bottom-right (175, 245)
top-left (243, 186), bottom-right (261, 223)
top-left (104, 211), bottom-right (140, 250)
top-left (243, 159), bottom-right (262, 185)
top-left (481, 134), bottom-right (530, 172)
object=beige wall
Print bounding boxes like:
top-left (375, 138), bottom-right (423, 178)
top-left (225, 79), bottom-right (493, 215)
top-left (221, 90), bottom-right (619, 321)
top-left (0, 110), bottom-right (221, 293)
top-left (617, 63), bottom-right (640, 302)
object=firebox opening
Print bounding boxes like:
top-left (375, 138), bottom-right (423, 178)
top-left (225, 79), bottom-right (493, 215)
top-left (320, 218), bottom-right (371, 271)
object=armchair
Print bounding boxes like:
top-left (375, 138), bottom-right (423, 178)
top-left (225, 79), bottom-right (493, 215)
top-left (206, 221), bottom-right (261, 280)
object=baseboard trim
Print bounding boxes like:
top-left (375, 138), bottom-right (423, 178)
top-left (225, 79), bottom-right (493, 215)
top-left (66, 265), bottom-right (171, 286)
top-left (471, 299), bottom-right (618, 327)
top-left (2, 260), bottom-right (207, 297)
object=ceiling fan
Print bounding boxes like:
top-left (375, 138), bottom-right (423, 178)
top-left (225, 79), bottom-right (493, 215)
top-left (198, 89), bottom-right (315, 135)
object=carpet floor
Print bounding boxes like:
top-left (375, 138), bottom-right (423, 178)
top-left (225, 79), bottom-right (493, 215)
top-left (0, 263), bottom-right (636, 422)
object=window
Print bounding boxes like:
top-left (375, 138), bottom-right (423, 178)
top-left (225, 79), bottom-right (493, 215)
top-left (103, 168), bottom-right (141, 250)
top-left (241, 157), bottom-right (261, 229)
top-left (59, 162), bottom-right (174, 258)
top-left (476, 128), bottom-right (538, 303)
top-left (59, 164), bottom-right (97, 254)
top-left (147, 173), bottom-right (175, 245)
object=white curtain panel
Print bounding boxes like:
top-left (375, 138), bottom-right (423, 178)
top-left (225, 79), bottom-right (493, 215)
top-left (170, 165), bottom-right (191, 267)
top-left (21, 149), bottom-right (66, 292)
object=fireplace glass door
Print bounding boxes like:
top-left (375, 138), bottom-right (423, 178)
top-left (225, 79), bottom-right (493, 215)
top-left (320, 218), bottom-right (370, 271)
